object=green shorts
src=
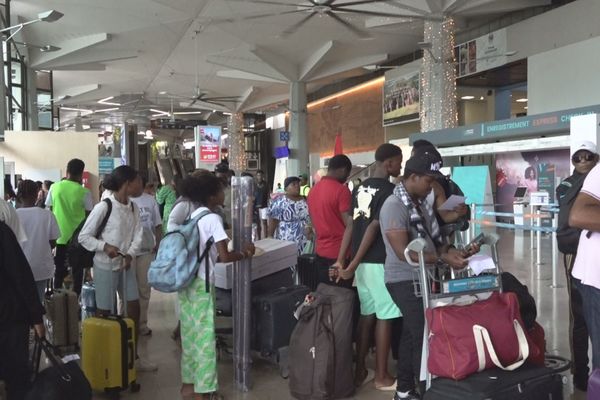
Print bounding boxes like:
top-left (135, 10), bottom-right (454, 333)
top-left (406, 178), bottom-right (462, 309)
top-left (355, 263), bottom-right (402, 319)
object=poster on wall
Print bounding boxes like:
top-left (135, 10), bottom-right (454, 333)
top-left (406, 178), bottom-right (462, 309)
top-left (383, 69), bottom-right (420, 127)
top-left (455, 28), bottom-right (507, 78)
top-left (195, 125), bottom-right (221, 163)
top-left (495, 149), bottom-right (569, 213)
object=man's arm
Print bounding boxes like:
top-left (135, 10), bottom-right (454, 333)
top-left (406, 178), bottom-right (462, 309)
top-left (337, 220), bottom-right (378, 281)
top-left (267, 218), bottom-right (279, 238)
top-left (570, 192), bottom-right (600, 232)
top-left (334, 212), bottom-right (353, 267)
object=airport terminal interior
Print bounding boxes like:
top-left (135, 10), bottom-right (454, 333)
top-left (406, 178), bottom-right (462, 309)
top-left (2, 0), bottom-right (600, 399)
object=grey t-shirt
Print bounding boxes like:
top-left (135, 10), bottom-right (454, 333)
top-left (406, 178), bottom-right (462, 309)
top-left (379, 195), bottom-right (437, 284)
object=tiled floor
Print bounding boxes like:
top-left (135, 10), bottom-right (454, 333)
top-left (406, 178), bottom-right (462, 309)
top-left (91, 229), bottom-right (587, 399)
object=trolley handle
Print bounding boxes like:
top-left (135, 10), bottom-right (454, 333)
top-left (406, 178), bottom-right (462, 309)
top-left (405, 238), bottom-right (428, 267)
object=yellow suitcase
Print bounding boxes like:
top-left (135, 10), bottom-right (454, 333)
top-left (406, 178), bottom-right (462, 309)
top-left (81, 315), bottom-right (139, 396)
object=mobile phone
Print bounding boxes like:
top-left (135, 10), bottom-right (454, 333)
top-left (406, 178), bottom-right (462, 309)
top-left (117, 251), bottom-right (127, 258)
top-left (463, 233), bottom-right (485, 256)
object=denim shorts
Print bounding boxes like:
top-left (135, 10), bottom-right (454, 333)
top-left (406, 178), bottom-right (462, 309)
top-left (93, 266), bottom-right (139, 312)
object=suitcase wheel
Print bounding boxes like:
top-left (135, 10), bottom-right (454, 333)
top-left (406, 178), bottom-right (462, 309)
top-left (131, 381), bottom-right (141, 393)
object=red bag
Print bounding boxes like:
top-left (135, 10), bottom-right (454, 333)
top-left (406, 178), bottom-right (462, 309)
top-left (426, 292), bottom-right (542, 380)
top-left (527, 322), bottom-right (546, 366)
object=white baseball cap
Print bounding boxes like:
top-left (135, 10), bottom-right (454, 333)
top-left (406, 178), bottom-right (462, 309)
top-left (572, 140), bottom-right (598, 156)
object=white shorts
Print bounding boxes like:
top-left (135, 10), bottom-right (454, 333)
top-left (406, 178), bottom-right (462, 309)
top-left (93, 266), bottom-right (139, 312)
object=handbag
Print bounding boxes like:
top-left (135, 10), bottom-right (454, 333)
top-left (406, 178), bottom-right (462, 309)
top-left (426, 291), bottom-right (542, 380)
top-left (26, 337), bottom-right (92, 400)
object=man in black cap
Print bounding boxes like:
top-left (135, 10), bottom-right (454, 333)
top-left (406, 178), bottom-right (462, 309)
top-left (379, 151), bottom-right (477, 400)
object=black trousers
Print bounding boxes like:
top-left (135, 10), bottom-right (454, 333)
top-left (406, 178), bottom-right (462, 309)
top-left (386, 281), bottom-right (424, 393)
top-left (53, 244), bottom-right (83, 295)
top-left (0, 323), bottom-right (30, 400)
top-left (315, 255), bottom-right (353, 289)
top-left (565, 254), bottom-right (590, 382)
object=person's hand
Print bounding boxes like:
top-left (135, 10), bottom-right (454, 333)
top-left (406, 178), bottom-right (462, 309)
top-left (121, 254), bottom-right (133, 270)
top-left (243, 243), bottom-right (255, 258)
top-left (104, 244), bottom-right (120, 259)
top-left (453, 203), bottom-right (469, 217)
top-left (441, 248), bottom-right (468, 269)
top-left (462, 242), bottom-right (481, 258)
top-left (33, 323), bottom-right (45, 339)
top-left (337, 260), bottom-right (357, 283)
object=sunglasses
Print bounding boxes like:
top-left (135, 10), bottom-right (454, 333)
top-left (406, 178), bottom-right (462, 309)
top-left (572, 153), bottom-right (596, 163)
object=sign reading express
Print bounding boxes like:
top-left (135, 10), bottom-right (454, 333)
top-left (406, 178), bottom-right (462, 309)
top-left (411, 104), bottom-right (600, 147)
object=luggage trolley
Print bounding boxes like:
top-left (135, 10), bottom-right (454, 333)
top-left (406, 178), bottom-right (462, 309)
top-left (404, 233), bottom-right (503, 389)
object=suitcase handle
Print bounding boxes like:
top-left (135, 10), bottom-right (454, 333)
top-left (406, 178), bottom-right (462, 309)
top-left (128, 341), bottom-right (135, 369)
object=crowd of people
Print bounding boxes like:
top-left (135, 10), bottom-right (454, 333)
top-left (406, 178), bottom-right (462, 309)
top-left (3, 137), bottom-right (599, 400)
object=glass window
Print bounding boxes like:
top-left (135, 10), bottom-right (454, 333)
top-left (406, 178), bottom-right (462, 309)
top-left (11, 62), bottom-right (21, 84)
top-left (37, 92), bottom-right (52, 129)
top-left (36, 71), bottom-right (51, 91)
top-left (11, 86), bottom-right (22, 111)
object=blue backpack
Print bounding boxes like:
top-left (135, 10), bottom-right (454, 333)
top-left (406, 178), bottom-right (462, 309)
top-left (148, 210), bottom-right (214, 293)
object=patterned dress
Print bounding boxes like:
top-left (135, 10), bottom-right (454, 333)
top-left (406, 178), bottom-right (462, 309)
top-left (268, 195), bottom-right (310, 254)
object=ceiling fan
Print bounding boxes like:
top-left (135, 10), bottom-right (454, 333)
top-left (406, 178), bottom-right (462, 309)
top-left (218, 0), bottom-right (441, 38)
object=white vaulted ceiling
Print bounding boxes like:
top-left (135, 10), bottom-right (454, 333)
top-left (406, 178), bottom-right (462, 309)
top-left (9, 0), bottom-right (550, 128)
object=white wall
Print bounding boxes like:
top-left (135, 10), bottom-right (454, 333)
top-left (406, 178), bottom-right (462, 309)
top-left (0, 131), bottom-right (100, 201)
top-left (528, 35), bottom-right (600, 114)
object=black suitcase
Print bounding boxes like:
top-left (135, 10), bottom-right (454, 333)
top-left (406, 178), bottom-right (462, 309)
top-left (297, 254), bottom-right (318, 291)
top-left (424, 356), bottom-right (570, 400)
top-left (251, 285), bottom-right (310, 356)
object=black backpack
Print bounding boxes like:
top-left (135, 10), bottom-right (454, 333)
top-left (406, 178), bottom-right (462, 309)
top-left (66, 199), bottom-right (113, 270)
top-left (437, 176), bottom-right (471, 231)
top-left (556, 174), bottom-right (586, 255)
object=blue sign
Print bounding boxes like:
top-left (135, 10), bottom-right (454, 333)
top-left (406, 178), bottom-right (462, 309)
top-left (98, 157), bottom-right (114, 174)
top-left (279, 130), bottom-right (290, 142)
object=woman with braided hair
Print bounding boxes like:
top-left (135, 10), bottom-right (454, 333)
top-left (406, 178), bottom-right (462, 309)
top-left (16, 179), bottom-right (61, 302)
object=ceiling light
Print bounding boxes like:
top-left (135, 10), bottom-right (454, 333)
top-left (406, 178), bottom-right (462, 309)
top-left (94, 107), bottom-right (119, 113)
top-left (222, 112), bottom-right (232, 116)
top-left (150, 109), bottom-right (169, 116)
top-left (480, 96), bottom-right (484, 100)
top-left (158, 91), bottom-right (167, 95)
top-left (516, 98), bottom-right (528, 103)
top-left (524, 106), bottom-right (528, 110)
top-left (98, 96), bottom-right (121, 106)
top-left (0, 10), bottom-right (64, 41)
top-left (60, 106), bottom-right (91, 113)
top-left (461, 95), bottom-right (475, 100)
top-left (172, 111), bottom-right (204, 115)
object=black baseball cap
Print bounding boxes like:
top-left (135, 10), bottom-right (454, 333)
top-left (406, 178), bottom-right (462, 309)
top-left (405, 151), bottom-right (444, 177)
top-left (284, 176), bottom-right (301, 189)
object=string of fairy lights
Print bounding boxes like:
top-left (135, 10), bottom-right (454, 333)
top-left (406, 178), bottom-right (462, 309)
top-left (228, 112), bottom-right (246, 172)
top-left (420, 17), bottom-right (458, 133)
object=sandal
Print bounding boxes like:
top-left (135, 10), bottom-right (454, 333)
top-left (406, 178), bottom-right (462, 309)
top-left (375, 379), bottom-right (397, 391)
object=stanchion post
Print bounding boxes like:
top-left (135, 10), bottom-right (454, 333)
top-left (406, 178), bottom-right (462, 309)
top-left (231, 176), bottom-right (254, 392)
top-left (530, 204), bottom-right (534, 251)
top-left (470, 203), bottom-right (477, 242)
top-left (550, 210), bottom-right (562, 288)
top-left (536, 208), bottom-right (542, 266)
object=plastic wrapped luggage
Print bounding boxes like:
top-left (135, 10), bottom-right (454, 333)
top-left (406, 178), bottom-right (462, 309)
top-left (44, 286), bottom-right (79, 352)
top-left (588, 369), bottom-right (600, 398)
top-left (296, 254), bottom-right (318, 291)
top-left (80, 280), bottom-right (96, 321)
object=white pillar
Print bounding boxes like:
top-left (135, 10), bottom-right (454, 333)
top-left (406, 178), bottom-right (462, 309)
top-left (0, 45), bottom-right (6, 141)
top-left (26, 66), bottom-right (38, 130)
top-left (228, 112), bottom-right (246, 173)
top-left (288, 81), bottom-right (308, 177)
top-left (420, 18), bottom-right (457, 132)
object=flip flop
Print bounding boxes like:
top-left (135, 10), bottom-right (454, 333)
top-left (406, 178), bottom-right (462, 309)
top-left (375, 380), bottom-right (397, 391)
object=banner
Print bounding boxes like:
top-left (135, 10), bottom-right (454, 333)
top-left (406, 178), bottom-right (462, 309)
top-left (195, 125), bottom-right (221, 163)
top-left (455, 28), bottom-right (507, 78)
top-left (383, 69), bottom-right (420, 126)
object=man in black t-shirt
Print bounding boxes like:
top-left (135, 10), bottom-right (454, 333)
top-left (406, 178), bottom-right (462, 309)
top-left (336, 143), bottom-right (403, 390)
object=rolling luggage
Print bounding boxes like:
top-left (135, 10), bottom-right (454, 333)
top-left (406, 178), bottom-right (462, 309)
top-left (44, 284), bottom-right (79, 352)
top-left (251, 285), bottom-right (310, 356)
top-left (289, 283), bottom-right (355, 400)
top-left (81, 269), bottom-right (139, 397)
top-left (297, 254), bottom-right (318, 291)
top-left (424, 356), bottom-right (570, 400)
top-left (0, 381), bottom-right (5, 400)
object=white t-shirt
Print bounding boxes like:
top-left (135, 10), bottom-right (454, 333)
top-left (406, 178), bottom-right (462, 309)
top-left (131, 193), bottom-right (162, 254)
top-left (193, 207), bottom-right (228, 284)
top-left (0, 198), bottom-right (27, 243)
top-left (16, 207), bottom-right (60, 281)
top-left (573, 164), bottom-right (600, 289)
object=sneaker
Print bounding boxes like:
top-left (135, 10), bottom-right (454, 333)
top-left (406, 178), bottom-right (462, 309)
top-left (139, 327), bottom-right (152, 336)
top-left (393, 390), bottom-right (421, 400)
top-left (136, 357), bottom-right (158, 372)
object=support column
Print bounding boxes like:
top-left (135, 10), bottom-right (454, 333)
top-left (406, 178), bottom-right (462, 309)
top-left (228, 112), bottom-right (246, 173)
top-left (288, 81), bottom-right (308, 176)
top-left (26, 66), bottom-right (38, 130)
top-left (0, 38), bottom-right (6, 141)
top-left (420, 18), bottom-right (457, 132)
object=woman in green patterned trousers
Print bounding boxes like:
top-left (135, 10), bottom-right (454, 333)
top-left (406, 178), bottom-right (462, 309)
top-left (179, 174), bottom-right (255, 400)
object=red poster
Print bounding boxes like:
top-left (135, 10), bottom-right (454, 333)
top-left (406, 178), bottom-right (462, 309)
top-left (82, 171), bottom-right (91, 189)
top-left (200, 144), bottom-right (220, 162)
